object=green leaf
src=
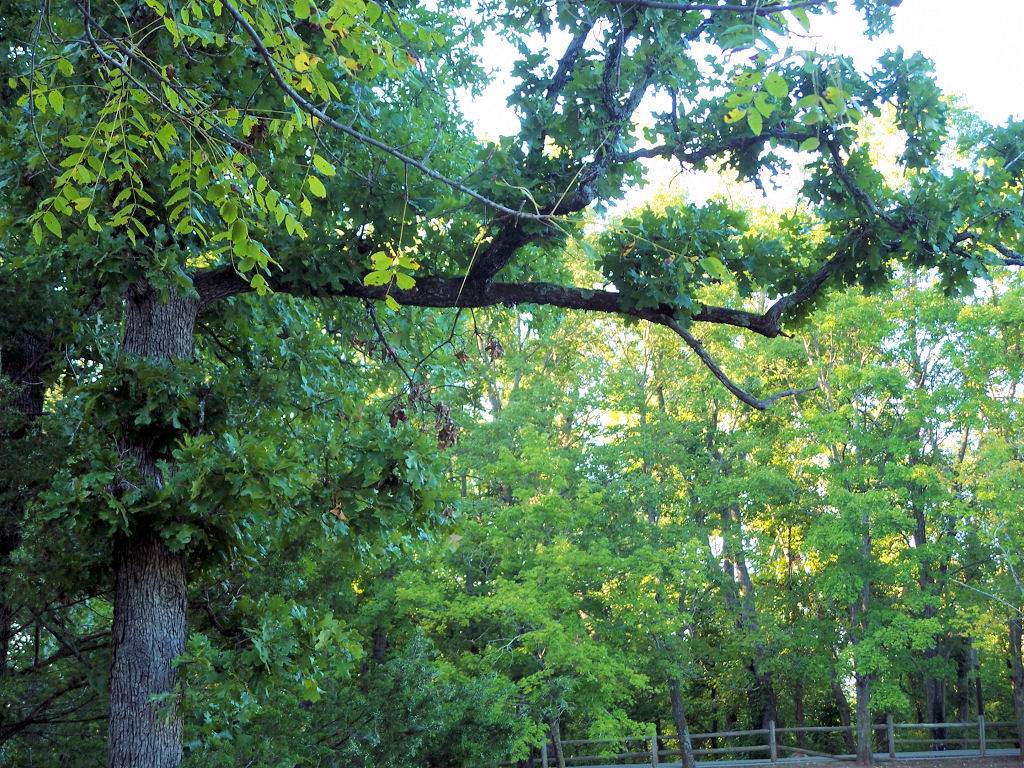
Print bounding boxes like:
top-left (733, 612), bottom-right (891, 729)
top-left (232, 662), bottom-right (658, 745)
top-left (307, 176), bottom-right (327, 198)
top-left (700, 256), bottom-right (731, 281)
top-left (230, 218), bottom-right (248, 243)
top-left (791, 7), bottom-right (811, 32)
top-left (363, 270), bottom-right (392, 286)
top-left (250, 273), bottom-right (270, 295)
top-left (302, 677), bottom-right (321, 703)
top-left (294, 0), bottom-right (310, 19)
top-left (799, 137), bottom-right (820, 152)
top-left (221, 200), bottom-right (238, 224)
top-left (312, 154), bottom-right (336, 177)
top-left (724, 108), bottom-right (746, 125)
top-left (747, 108), bottom-right (763, 135)
top-left (370, 251), bottom-right (393, 270)
top-left (393, 272), bottom-right (415, 290)
top-left (764, 72), bottom-right (788, 100)
top-left (384, 294), bottom-right (401, 312)
top-left (42, 211), bottom-right (62, 238)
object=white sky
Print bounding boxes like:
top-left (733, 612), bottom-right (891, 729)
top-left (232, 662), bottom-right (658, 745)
top-left (462, 1), bottom-right (1023, 209)
top-left (818, 0), bottom-right (1023, 125)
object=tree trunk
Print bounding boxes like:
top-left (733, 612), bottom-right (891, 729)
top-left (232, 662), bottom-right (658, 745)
top-left (925, 669), bottom-right (946, 749)
top-left (550, 716), bottom-right (566, 768)
top-left (669, 678), bottom-right (696, 768)
top-left (108, 280), bottom-right (197, 768)
top-left (794, 680), bottom-right (807, 749)
top-left (1009, 618), bottom-right (1024, 756)
top-left (854, 670), bottom-right (872, 766)
top-left (109, 531), bottom-right (187, 768)
top-left (831, 669), bottom-right (856, 753)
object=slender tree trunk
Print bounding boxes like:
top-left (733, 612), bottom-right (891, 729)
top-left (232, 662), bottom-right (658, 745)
top-left (925, 668), bottom-right (946, 749)
top-left (669, 678), bottom-right (696, 768)
top-left (854, 670), bottom-right (872, 766)
top-left (1009, 618), bottom-right (1024, 755)
top-left (550, 716), bottom-right (566, 768)
top-left (108, 281), bottom-right (197, 768)
top-left (794, 680), bottom-right (807, 749)
top-left (831, 668), bottom-right (855, 753)
top-left (853, 509), bottom-right (873, 768)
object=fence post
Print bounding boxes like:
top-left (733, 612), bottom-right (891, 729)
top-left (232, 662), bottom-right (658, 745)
top-left (769, 720), bottom-right (777, 763)
top-left (541, 741), bottom-right (549, 768)
top-left (978, 715), bottom-right (986, 757)
top-left (651, 733), bottom-right (659, 768)
top-left (886, 715), bottom-right (895, 758)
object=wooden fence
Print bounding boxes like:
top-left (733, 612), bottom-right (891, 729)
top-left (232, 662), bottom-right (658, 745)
top-left (530, 717), bottom-right (1021, 767)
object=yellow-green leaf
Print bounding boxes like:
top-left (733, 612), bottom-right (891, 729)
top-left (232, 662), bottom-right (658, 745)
top-left (747, 108), bottom-right (763, 135)
top-left (363, 270), bottom-right (392, 286)
top-left (764, 72), bottom-right (788, 100)
top-left (799, 137), bottom-right (820, 152)
top-left (724, 107), bottom-right (746, 124)
top-left (42, 211), bottom-right (62, 238)
top-left (312, 154), bottom-right (336, 177)
top-left (384, 295), bottom-right (401, 312)
top-left (307, 176), bottom-right (326, 198)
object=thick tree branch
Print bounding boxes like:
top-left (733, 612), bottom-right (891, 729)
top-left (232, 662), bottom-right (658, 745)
top-left (545, 20), bottom-right (597, 103)
top-left (197, 268), bottom-right (795, 337)
top-left (954, 230), bottom-right (1024, 266)
top-left (195, 252), bottom-right (838, 410)
top-left (821, 136), bottom-right (901, 231)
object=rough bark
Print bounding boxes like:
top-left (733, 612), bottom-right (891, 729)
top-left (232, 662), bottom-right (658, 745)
top-left (109, 531), bottom-right (187, 768)
top-left (108, 280), bottom-right (198, 768)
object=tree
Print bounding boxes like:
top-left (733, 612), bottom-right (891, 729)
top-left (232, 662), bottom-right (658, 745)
top-left (2, 0), bottom-right (1024, 765)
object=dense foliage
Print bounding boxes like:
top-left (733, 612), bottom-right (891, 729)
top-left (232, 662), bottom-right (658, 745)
top-left (1, 0), bottom-right (1023, 766)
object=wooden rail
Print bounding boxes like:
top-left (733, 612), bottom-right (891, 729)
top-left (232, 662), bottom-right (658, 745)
top-left (527, 718), bottom-right (1021, 768)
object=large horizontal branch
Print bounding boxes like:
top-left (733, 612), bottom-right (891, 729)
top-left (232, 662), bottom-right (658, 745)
top-left (195, 264), bottom-right (832, 409)
top-left (197, 269), bottom-right (796, 338)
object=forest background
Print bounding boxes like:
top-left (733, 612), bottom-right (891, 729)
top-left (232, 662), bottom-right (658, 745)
top-left (2, 0), bottom-right (1024, 767)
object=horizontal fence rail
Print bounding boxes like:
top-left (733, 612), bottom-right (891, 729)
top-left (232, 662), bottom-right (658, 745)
top-left (519, 718), bottom-right (1022, 768)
